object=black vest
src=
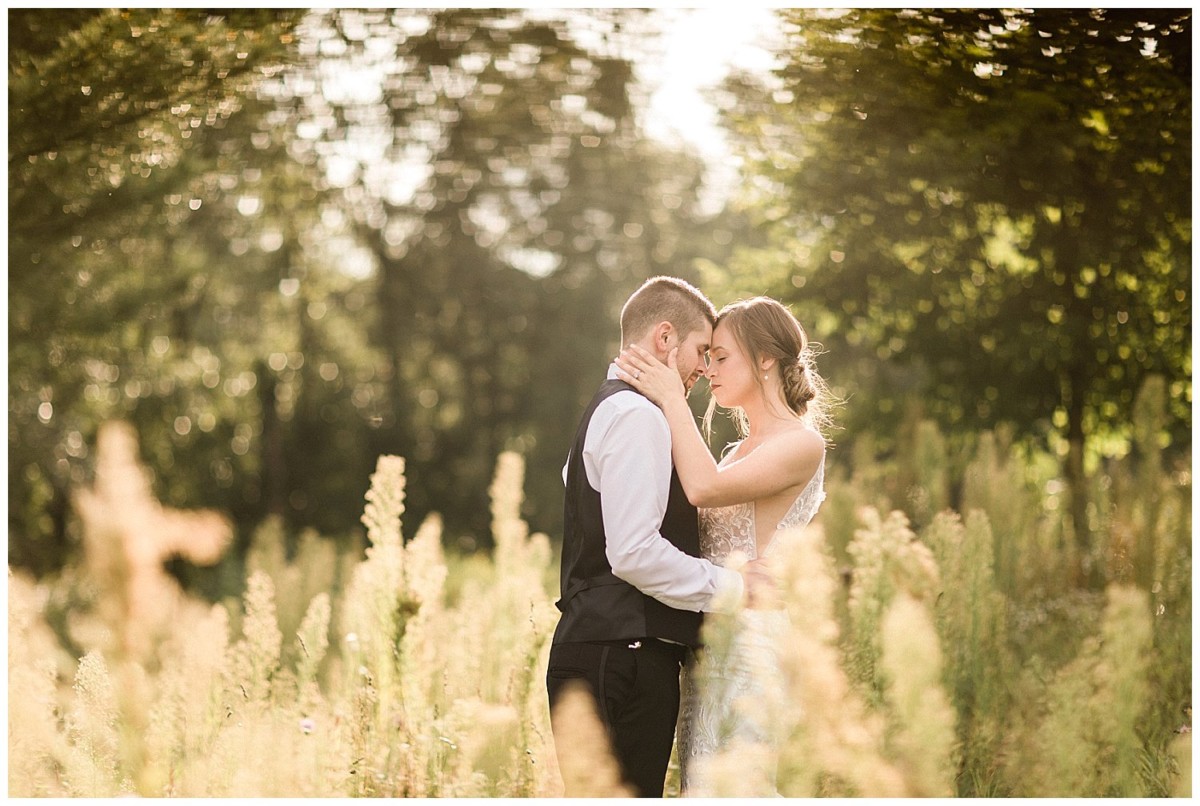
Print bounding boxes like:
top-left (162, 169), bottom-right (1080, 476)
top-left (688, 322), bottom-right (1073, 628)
top-left (552, 379), bottom-right (703, 648)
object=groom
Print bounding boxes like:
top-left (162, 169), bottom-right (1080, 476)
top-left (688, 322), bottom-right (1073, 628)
top-left (546, 276), bottom-right (759, 797)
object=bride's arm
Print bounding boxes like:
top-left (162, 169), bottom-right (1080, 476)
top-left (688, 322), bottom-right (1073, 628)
top-left (616, 346), bottom-right (824, 508)
top-left (660, 395), bottom-right (822, 508)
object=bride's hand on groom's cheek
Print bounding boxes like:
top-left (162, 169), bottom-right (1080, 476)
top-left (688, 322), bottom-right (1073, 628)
top-left (615, 345), bottom-right (683, 406)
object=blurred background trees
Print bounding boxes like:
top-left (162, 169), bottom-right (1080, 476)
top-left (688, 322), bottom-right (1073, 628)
top-left (9, 9), bottom-right (1190, 588)
top-left (715, 8), bottom-right (1190, 583)
top-left (10, 9), bottom-right (310, 573)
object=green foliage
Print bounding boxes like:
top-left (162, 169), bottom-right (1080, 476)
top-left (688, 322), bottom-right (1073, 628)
top-left (15, 9), bottom-right (1186, 594)
top-left (961, 427), bottom-right (1052, 593)
top-left (7, 10), bottom-right (1193, 793)
top-left (300, 8), bottom-right (733, 543)
top-left (8, 9), bottom-right (737, 574)
top-left (905, 420), bottom-right (950, 528)
top-left (1003, 586), bottom-right (1155, 796)
top-left (925, 511), bottom-right (1013, 795)
top-left (822, 414), bottom-right (1189, 795)
top-left (720, 9), bottom-right (1191, 569)
top-left (844, 508), bottom-right (940, 705)
top-left (8, 9), bottom-right (314, 572)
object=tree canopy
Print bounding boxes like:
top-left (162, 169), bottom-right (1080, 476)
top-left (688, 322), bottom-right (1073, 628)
top-left (718, 8), bottom-right (1190, 557)
top-left (8, 9), bottom-right (733, 571)
top-left (8, 9), bottom-right (1190, 581)
top-left (9, 9), bottom-right (306, 572)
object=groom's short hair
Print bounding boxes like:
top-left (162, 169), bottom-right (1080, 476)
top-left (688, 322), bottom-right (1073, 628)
top-left (620, 276), bottom-right (716, 347)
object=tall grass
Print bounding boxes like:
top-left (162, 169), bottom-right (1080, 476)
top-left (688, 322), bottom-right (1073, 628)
top-left (8, 397), bottom-right (1192, 797)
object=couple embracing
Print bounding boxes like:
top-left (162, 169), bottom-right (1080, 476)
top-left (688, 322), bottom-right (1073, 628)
top-left (546, 276), bottom-right (831, 797)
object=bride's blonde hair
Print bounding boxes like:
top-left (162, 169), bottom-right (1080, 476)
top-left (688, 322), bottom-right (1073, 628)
top-left (702, 296), bottom-right (835, 439)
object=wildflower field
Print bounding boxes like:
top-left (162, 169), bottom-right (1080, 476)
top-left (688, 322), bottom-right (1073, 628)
top-left (8, 402), bottom-right (1192, 797)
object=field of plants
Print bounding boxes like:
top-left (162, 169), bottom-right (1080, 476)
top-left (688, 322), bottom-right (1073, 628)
top-left (8, 390), bottom-right (1191, 797)
top-left (7, 9), bottom-right (1190, 799)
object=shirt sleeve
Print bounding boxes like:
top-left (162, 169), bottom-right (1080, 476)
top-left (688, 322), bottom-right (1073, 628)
top-left (583, 392), bottom-right (744, 613)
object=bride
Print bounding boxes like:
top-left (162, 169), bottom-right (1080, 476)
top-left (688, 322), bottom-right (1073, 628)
top-left (616, 295), bottom-right (831, 796)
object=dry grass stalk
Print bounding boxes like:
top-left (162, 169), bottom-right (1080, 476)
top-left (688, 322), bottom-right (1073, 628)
top-left (246, 519), bottom-right (344, 666)
top-left (10, 431), bottom-right (1186, 798)
top-left (688, 738), bottom-right (776, 797)
top-left (231, 571), bottom-right (283, 707)
top-left (62, 421), bottom-right (235, 794)
top-left (548, 680), bottom-right (632, 797)
top-left (8, 572), bottom-right (70, 796)
top-left (770, 524), bottom-right (909, 797)
top-left (143, 602), bottom-right (232, 794)
top-left (1003, 585), bottom-right (1155, 796)
top-left (71, 421), bottom-right (231, 660)
top-left (880, 593), bottom-right (958, 796)
top-left (64, 650), bottom-right (122, 794)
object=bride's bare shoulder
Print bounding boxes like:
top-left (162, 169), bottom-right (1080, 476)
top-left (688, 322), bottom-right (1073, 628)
top-left (778, 422), bottom-right (825, 454)
top-left (773, 426), bottom-right (824, 491)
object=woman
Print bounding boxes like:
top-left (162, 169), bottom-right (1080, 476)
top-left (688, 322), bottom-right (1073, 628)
top-left (615, 296), bottom-right (831, 796)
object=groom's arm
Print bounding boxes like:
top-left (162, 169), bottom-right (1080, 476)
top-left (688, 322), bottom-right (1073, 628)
top-left (584, 391), bottom-right (744, 613)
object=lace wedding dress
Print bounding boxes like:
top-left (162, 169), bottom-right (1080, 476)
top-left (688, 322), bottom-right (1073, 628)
top-left (677, 447), bottom-right (826, 797)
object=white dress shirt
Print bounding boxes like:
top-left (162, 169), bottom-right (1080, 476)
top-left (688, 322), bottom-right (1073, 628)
top-left (563, 365), bottom-right (744, 613)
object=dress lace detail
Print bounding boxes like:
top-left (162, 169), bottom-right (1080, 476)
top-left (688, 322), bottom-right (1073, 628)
top-left (678, 448), bottom-right (826, 797)
top-left (696, 448), bottom-right (826, 563)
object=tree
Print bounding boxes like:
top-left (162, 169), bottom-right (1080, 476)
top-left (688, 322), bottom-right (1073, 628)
top-left (9, 8), bottom-right (739, 571)
top-left (9, 9), bottom-right (305, 571)
top-left (722, 9), bottom-right (1190, 580)
top-left (303, 9), bottom-right (726, 543)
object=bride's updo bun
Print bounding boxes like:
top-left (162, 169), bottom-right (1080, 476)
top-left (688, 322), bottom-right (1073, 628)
top-left (704, 296), bottom-right (834, 437)
top-left (781, 352), bottom-right (818, 412)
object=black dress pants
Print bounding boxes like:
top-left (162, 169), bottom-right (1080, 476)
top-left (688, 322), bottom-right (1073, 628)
top-left (547, 639), bottom-right (687, 797)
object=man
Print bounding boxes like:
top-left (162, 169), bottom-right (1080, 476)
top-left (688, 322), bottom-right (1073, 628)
top-left (546, 276), bottom-right (762, 797)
